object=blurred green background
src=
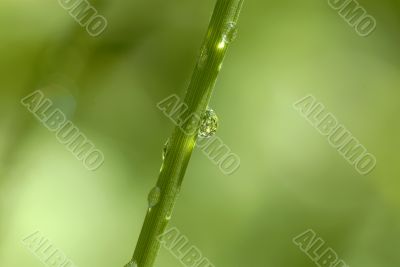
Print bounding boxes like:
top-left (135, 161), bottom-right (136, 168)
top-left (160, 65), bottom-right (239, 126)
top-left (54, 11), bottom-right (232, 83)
top-left (0, 0), bottom-right (399, 266)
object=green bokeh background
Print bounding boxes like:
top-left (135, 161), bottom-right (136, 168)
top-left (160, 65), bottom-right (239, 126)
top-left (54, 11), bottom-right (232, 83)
top-left (1, 0), bottom-right (399, 266)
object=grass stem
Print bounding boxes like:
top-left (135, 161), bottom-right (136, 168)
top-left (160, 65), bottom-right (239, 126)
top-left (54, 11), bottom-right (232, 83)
top-left (129, 1), bottom-right (244, 266)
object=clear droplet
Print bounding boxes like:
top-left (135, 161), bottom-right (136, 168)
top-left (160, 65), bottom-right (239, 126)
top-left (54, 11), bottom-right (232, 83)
top-left (165, 197), bottom-right (177, 221)
top-left (162, 139), bottom-right (170, 160)
top-left (165, 209), bottom-right (173, 221)
top-left (124, 260), bottom-right (137, 267)
top-left (198, 108), bottom-right (219, 138)
top-left (223, 22), bottom-right (238, 44)
top-left (198, 47), bottom-right (208, 68)
top-left (148, 186), bottom-right (161, 209)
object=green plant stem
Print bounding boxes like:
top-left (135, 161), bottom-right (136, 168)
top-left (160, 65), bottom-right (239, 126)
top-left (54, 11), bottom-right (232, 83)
top-left (129, 1), bottom-right (244, 266)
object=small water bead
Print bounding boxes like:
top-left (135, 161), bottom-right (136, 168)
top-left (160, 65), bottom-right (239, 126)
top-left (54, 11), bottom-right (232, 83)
top-left (148, 186), bottom-right (161, 209)
top-left (198, 47), bottom-right (208, 68)
top-left (165, 208), bottom-right (173, 221)
top-left (162, 139), bottom-right (170, 160)
top-left (198, 108), bottom-right (219, 138)
top-left (222, 22), bottom-right (238, 44)
top-left (160, 139), bottom-right (170, 172)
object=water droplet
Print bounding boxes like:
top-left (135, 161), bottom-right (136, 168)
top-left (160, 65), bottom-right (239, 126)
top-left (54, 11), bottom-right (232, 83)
top-left (198, 108), bottom-right (219, 138)
top-left (162, 139), bottom-right (170, 160)
top-left (165, 208), bottom-right (173, 220)
top-left (165, 199), bottom-right (176, 221)
top-left (223, 22), bottom-right (238, 44)
top-left (124, 260), bottom-right (137, 267)
top-left (148, 186), bottom-right (161, 209)
top-left (198, 47), bottom-right (208, 68)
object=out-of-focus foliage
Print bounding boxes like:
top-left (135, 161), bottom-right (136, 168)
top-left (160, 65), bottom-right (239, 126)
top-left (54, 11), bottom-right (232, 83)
top-left (0, 0), bottom-right (399, 266)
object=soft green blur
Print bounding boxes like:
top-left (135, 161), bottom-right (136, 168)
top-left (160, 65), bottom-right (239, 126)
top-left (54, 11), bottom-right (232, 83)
top-left (1, 0), bottom-right (399, 266)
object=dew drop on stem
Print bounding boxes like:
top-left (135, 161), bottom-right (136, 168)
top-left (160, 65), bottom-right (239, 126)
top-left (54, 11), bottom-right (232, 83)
top-left (223, 22), bottom-right (238, 44)
top-left (162, 138), bottom-right (170, 160)
top-left (198, 108), bottom-right (219, 138)
top-left (198, 47), bottom-right (209, 68)
top-left (148, 186), bottom-right (161, 210)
